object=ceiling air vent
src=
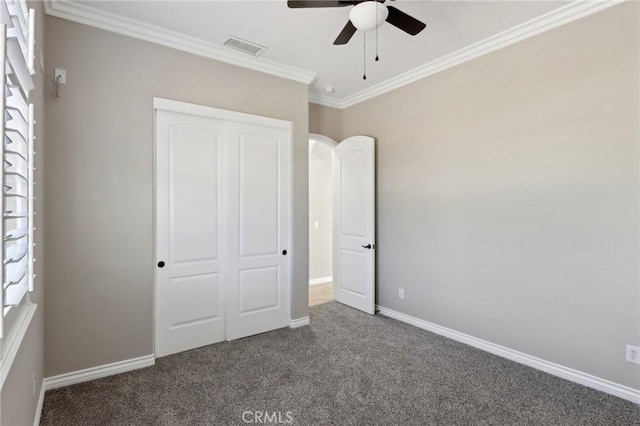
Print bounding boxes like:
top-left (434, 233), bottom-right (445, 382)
top-left (223, 36), bottom-right (267, 57)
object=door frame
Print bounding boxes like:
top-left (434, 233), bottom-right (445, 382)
top-left (152, 97), bottom-right (293, 355)
top-left (307, 133), bottom-right (376, 314)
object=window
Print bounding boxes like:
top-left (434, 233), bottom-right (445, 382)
top-left (0, 0), bottom-right (36, 341)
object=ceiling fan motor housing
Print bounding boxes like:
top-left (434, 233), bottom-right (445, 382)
top-left (349, 1), bottom-right (389, 31)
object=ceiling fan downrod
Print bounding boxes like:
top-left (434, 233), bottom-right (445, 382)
top-left (363, 32), bottom-right (367, 80)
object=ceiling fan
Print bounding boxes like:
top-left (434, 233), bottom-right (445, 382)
top-left (287, 0), bottom-right (426, 45)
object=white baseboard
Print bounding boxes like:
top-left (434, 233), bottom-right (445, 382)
top-left (35, 354), bottom-right (155, 425)
top-left (289, 317), bottom-right (310, 328)
top-left (377, 305), bottom-right (640, 405)
top-left (43, 354), bottom-right (155, 391)
top-left (33, 381), bottom-right (45, 426)
top-left (309, 276), bottom-right (332, 286)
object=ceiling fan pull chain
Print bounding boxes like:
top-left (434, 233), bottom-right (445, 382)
top-left (375, 1), bottom-right (379, 61)
top-left (363, 31), bottom-right (367, 80)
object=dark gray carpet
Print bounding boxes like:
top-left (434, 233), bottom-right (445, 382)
top-left (41, 302), bottom-right (639, 426)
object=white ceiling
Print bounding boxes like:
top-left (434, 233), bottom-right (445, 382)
top-left (72, 0), bottom-right (570, 102)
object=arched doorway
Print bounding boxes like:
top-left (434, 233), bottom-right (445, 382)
top-left (308, 133), bottom-right (337, 306)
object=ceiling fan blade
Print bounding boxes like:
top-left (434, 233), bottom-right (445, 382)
top-left (333, 20), bottom-right (357, 45)
top-left (385, 5), bottom-right (426, 36)
top-left (287, 1), bottom-right (354, 8)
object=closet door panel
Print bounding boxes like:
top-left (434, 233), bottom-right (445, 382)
top-left (169, 273), bottom-right (221, 325)
top-left (155, 101), bottom-right (292, 354)
top-left (226, 123), bottom-right (290, 340)
top-left (155, 110), bottom-right (226, 357)
top-left (238, 266), bottom-right (278, 314)
top-left (169, 126), bottom-right (220, 264)
top-left (238, 134), bottom-right (279, 257)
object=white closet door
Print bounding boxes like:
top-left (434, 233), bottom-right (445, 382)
top-left (155, 110), bottom-right (226, 357)
top-left (225, 122), bottom-right (291, 340)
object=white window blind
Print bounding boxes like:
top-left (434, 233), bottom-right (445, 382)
top-left (0, 0), bottom-right (35, 338)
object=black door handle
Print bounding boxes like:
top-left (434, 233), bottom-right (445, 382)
top-left (282, 250), bottom-right (287, 255)
top-left (361, 244), bottom-right (372, 249)
top-left (157, 261), bottom-right (165, 268)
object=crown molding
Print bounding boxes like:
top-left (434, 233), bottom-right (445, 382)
top-left (43, 0), bottom-right (317, 85)
top-left (44, 0), bottom-right (621, 108)
top-left (310, 0), bottom-right (623, 110)
top-left (309, 91), bottom-right (343, 108)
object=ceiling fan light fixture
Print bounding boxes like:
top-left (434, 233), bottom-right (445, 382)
top-left (349, 1), bottom-right (388, 31)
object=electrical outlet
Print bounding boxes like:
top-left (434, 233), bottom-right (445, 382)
top-left (627, 345), bottom-right (640, 364)
top-left (398, 288), bottom-right (405, 299)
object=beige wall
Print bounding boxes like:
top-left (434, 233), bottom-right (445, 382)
top-left (1, 1), bottom-right (46, 425)
top-left (309, 141), bottom-right (333, 281)
top-left (340, 3), bottom-right (639, 388)
top-left (309, 103), bottom-right (342, 143)
top-left (44, 16), bottom-right (309, 376)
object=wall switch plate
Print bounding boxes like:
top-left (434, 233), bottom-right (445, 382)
top-left (314, 221), bottom-right (319, 229)
top-left (626, 345), bottom-right (640, 364)
top-left (398, 288), bottom-right (405, 299)
top-left (54, 68), bottom-right (66, 84)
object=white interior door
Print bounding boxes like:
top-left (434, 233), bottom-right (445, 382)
top-left (333, 136), bottom-right (376, 314)
top-left (226, 122), bottom-right (291, 340)
top-left (155, 110), bottom-right (226, 357)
